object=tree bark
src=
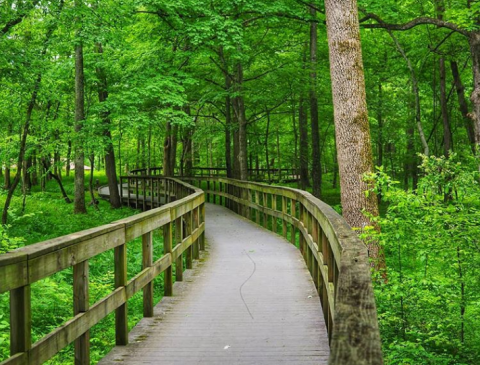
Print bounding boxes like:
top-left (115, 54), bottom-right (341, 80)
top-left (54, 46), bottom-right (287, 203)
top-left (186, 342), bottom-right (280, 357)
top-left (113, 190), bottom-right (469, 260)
top-left (41, 158), bottom-right (71, 203)
top-left (232, 60), bottom-right (248, 181)
top-left (96, 43), bottom-right (121, 208)
top-left (299, 94), bottom-right (309, 190)
top-left (325, 0), bottom-right (385, 269)
top-left (163, 121), bottom-right (178, 177)
top-left (74, 0), bottom-right (86, 214)
top-left (2, 75), bottom-right (40, 224)
top-left (439, 57), bottom-right (453, 156)
top-left (451, 61), bottom-right (476, 153)
top-left (309, 4), bottom-right (322, 198)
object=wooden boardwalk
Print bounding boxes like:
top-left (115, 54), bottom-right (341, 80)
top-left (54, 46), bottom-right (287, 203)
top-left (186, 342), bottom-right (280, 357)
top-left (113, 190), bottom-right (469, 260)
top-left (99, 203), bottom-right (329, 365)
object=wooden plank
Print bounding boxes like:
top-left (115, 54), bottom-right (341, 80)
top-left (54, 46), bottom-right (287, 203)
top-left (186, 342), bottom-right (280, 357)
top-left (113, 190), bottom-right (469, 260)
top-left (73, 261), bottom-right (90, 365)
top-left (0, 255), bottom-right (27, 293)
top-left (28, 227), bottom-right (125, 284)
top-left (0, 352), bottom-right (26, 365)
top-left (163, 223), bottom-right (173, 297)
top-left (122, 210), bottom-right (170, 241)
top-left (29, 288), bottom-right (126, 365)
top-left (9, 285), bottom-right (31, 356)
top-left (114, 244), bottom-right (128, 346)
top-left (142, 232), bottom-right (154, 317)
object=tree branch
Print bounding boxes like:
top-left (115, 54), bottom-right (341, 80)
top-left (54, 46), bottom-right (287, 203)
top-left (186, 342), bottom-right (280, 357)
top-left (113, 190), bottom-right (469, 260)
top-left (359, 10), bottom-right (469, 37)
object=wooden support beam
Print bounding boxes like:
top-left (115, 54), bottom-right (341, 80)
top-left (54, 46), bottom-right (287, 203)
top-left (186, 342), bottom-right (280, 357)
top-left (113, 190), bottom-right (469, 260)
top-left (73, 261), bottom-right (89, 365)
top-left (175, 217), bottom-right (183, 282)
top-left (142, 231), bottom-right (154, 316)
top-left (9, 285), bottom-right (31, 357)
top-left (114, 244), bottom-right (128, 346)
top-left (163, 223), bottom-right (173, 297)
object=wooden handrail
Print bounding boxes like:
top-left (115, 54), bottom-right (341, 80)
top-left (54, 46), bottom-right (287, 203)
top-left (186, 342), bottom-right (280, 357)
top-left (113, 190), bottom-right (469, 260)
top-left (127, 167), bottom-right (300, 181)
top-left (181, 176), bottom-right (383, 365)
top-left (0, 177), bottom-right (205, 365)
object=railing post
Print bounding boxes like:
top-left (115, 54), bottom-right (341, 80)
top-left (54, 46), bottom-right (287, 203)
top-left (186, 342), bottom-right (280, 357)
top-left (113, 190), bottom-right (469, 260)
top-left (282, 196), bottom-right (287, 239)
top-left (199, 203), bottom-right (205, 251)
top-left (272, 194), bottom-right (277, 234)
top-left (114, 244), bottom-right (128, 345)
top-left (290, 199), bottom-right (296, 245)
top-left (185, 212), bottom-right (193, 269)
top-left (142, 177), bottom-right (147, 211)
top-left (192, 208), bottom-right (199, 260)
top-left (135, 178), bottom-right (139, 209)
top-left (255, 191), bottom-right (261, 225)
top-left (312, 221), bottom-right (319, 290)
top-left (299, 204), bottom-right (305, 255)
top-left (73, 261), bottom-right (90, 365)
top-left (263, 192), bottom-right (267, 228)
top-left (142, 231), bottom-right (154, 315)
top-left (163, 223), bottom-right (173, 296)
top-left (10, 285), bottom-right (31, 358)
top-left (175, 217), bottom-right (183, 282)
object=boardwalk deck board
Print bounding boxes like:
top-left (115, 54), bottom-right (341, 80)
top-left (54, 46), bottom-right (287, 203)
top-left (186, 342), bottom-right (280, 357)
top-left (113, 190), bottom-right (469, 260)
top-left (99, 203), bottom-right (329, 365)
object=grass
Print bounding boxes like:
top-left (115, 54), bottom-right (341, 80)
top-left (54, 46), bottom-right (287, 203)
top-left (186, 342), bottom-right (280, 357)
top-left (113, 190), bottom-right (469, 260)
top-left (0, 170), bottom-right (181, 364)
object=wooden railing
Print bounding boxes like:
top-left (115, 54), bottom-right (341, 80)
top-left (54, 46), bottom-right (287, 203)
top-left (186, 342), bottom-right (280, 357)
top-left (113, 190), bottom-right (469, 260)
top-left (182, 177), bottom-right (383, 365)
top-left (0, 177), bottom-right (205, 365)
top-left (118, 175), bottom-right (185, 210)
top-left (128, 167), bottom-right (299, 182)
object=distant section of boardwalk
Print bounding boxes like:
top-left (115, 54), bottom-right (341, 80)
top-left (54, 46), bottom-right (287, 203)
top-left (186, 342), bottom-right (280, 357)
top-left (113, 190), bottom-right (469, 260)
top-left (100, 203), bottom-right (329, 365)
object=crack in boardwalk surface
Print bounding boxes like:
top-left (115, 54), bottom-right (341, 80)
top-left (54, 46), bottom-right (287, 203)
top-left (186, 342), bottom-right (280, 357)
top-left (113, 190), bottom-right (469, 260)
top-left (100, 203), bottom-right (329, 365)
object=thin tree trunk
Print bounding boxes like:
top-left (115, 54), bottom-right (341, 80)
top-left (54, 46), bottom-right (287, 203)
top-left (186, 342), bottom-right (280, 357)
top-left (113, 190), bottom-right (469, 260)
top-left (451, 61), bottom-right (476, 153)
top-left (299, 94), bottom-right (309, 190)
top-left (377, 82), bottom-right (384, 167)
top-left (163, 121), bottom-right (178, 177)
top-left (388, 31), bottom-right (429, 155)
top-left (2, 75), bottom-right (40, 224)
top-left (440, 57), bottom-right (453, 156)
top-left (310, 4), bottom-right (322, 198)
top-left (74, 0), bottom-right (86, 214)
top-left (233, 60), bottom-right (248, 181)
top-left (41, 158), bottom-right (71, 203)
top-left (66, 140), bottom-right (72, 177)
top-left (96, 43), bottom-right (121, 208)
top-left (88, 154), bottom-right (99, 210)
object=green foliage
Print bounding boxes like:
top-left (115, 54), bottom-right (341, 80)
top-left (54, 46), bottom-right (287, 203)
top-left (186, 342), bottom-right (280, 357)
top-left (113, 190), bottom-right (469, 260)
top-left (368, 155), bottom-right (480, 364)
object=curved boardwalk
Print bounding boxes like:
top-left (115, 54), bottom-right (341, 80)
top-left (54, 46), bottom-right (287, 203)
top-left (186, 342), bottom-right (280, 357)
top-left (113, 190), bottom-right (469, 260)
top-left (100, 203), bottom-right (329, 365)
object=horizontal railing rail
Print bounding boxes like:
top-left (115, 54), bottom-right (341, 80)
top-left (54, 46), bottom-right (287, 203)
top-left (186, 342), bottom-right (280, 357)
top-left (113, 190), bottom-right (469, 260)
top-left (181, 177), bottom-right (383, 365)
top-left (0, 177), bottom-right (205, 365)
top-left (128, 167), bottom-right (300, 181)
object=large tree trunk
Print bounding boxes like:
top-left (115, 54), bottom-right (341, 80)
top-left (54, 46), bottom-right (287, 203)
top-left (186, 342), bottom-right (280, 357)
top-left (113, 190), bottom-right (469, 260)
top-left (96, 43), bottom-right (121, 208)
top-left (309, 4), bottom-right (322, 198)
top-left (325, 0), bottom-right (385, 268)
top-left (74, 0), bottom-right (86, 214)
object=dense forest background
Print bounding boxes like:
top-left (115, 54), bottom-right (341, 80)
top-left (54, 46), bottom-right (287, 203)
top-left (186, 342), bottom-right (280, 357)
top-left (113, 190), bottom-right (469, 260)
top-left (1, 0), bottom-right (480, 364)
